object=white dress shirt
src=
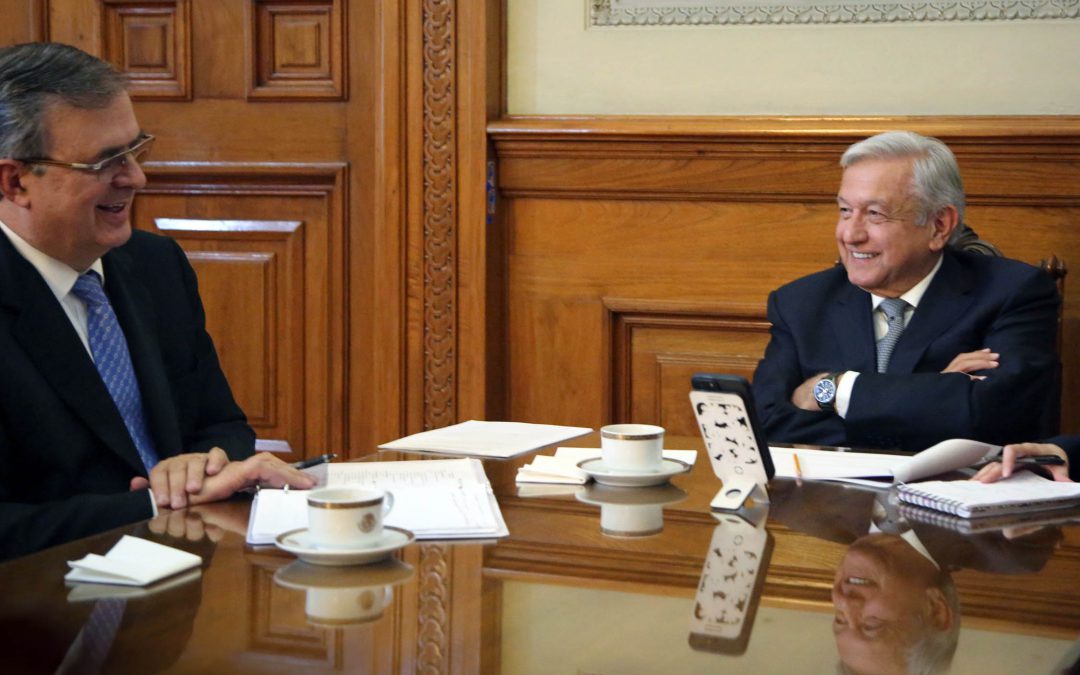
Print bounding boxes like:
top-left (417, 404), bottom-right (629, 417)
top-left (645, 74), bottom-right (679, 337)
top-left (835, 255), bottom-right (944, 418)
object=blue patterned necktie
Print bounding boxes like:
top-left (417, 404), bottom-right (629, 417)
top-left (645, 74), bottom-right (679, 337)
top-left (876, 297), bottom-right (910, 373)
top-left (71, 271), bottom-right (159, 472)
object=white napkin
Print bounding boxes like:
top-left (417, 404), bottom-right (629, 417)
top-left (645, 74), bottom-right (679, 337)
top-left (516, 454), bottom-right (590, 484)
top-left (515, 447), bottom-right (699, 484)
top-left (65, 535), bottom-right (201, 587)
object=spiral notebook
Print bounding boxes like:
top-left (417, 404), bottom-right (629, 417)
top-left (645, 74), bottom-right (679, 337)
top-left (896, 472), bottom-right (1080, 518)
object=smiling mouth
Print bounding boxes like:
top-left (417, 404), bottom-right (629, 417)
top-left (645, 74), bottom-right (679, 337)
top-left (845, 576), bottom-right (873, 586)
top-left (97, 202), bottom-right (128, 214)
top-left (849, 251), bottom-right (877, 260)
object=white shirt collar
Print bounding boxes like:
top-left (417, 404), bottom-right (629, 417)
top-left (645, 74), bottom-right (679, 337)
top-left (0, 219), bottom-right (105, 301)
top-left (870, 254), bottom-right (944, 311)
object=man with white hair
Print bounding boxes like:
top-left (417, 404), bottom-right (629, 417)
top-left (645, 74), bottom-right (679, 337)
top-left (752, 131), bottom-right (1059, 452)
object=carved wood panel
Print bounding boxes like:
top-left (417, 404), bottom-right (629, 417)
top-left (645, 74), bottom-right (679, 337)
top-left (609, 304), bottom-right (771, 435)
top-left (135, 164), bottom-right (347, 461)
top-left (248, 0), bottom-right (345, 100)
top-left (101, 0), bottom-right (191, 99)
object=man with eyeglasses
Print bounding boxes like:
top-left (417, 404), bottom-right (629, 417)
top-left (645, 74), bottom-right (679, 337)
top-left (0, 42), bottom-right (315, 560)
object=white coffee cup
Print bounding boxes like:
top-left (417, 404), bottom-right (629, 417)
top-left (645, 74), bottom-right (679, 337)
top-left (307, 585), bottom-right (393, 625)
top-left (307, 488), bottom-right (394, 549)
top-left (600, 423), bottom-right (665, 473)
top-left (600, 503), bottom-right (663, 537)
top-left (275, 559), bottom-right (414, 626)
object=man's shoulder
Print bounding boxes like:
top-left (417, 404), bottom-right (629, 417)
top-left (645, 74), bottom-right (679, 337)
top-left (772, 264), bottom-right (850, 298)
top-left (119, 229), bottom-right (182, 256)
top-left (945, 249), bottom-right (1055, 296)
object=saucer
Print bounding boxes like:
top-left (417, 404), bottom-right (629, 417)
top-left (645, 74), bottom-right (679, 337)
top-left (275, 526), bottom-right (415, 566)
top-left (274, 558), bottom-right (415, 590)
top-left (576, 457), bottom-right (691, 487)
top-left (576, 482), bottom-right (688, 507)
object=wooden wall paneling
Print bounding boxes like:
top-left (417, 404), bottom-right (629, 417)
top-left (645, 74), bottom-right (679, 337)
top-left (46, 0), bottom-right (101, 53)
top-left (245, 554), bottom-right (341, 666)
top-left (137, 163), bottom-right (348, 462)
top-left (351, 0), bottom-right (406, 456)
top-left (0, 0), bottom-right (48, 44)
top-left (456, 0), bottom-right (507, 424)
top-left (401, 0), bottom-right (503, 436)
top-left (607, 301), bottom-right (771, 435)
top-left (248, 0), bottom-right (346, 100)
top-left (406, 0), bottom-right (460, 432)
top-left (101, 0), bottom-right (191, 100)
top-left (491, 117), bottom-right (1080, 436)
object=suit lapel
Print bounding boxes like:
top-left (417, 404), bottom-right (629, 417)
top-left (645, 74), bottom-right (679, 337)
top-left (0, 235), bottom-right (145, 474)
top-left (887, 251), bottom-right (974, 374)
top-left (103, 244), bottom-right (182, 459)
top-left (829, 276), bottom-right (878, 373)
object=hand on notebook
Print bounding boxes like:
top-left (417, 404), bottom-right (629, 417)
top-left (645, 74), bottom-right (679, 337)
top-left (972, 443), bottom-right (1071, 483)
top-left (185, 452), bottom-right (317, 505)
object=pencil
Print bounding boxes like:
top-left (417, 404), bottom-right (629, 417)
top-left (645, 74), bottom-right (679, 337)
top-left (793, 453), bottom-right (804, 485)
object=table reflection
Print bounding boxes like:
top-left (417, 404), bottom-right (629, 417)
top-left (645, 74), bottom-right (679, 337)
top-left (688, 505), bottom-right (772, 655)
top-left (833, 533), bottom-right (959, 675)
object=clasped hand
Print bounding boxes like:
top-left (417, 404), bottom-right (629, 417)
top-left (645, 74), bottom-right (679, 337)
top-left (130, 448), bottom-right (317, 509)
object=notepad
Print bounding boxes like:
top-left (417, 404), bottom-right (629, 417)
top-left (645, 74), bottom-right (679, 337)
top-left (246, 458), bottom-right (509, 544)
top-left (896, 472), bottom-right (1080, 518)
top-left (770, 438), bottom-right (1000, 485)
top-left (377, 420), bottom-right (592, 459)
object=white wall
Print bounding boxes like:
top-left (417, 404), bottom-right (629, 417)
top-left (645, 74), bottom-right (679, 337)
top-left (507, 0), bottom-right (1080, 115)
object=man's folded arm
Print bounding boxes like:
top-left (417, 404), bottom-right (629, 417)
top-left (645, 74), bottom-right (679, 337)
top-left (845, 270), bottom-right (1060, 450)
top-left (753, 291), bottom-right (850, 446)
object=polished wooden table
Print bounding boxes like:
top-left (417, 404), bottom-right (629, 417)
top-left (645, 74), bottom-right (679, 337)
top-left (2, 441), bottom-right (1079, 674)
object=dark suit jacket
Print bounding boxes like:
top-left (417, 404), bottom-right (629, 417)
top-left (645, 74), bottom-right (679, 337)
top-left (0, 230), bottom-right (254, 560)
top-left (753, 249), bottom-right (1060, 451)
top-left (1047, 435), bottom-right (1080, 481)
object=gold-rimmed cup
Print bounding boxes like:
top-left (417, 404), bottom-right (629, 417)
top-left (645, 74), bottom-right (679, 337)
top-left (600, 423), bottom-right (665, 473)
top-left (307, 488), bottom-right (394, 549)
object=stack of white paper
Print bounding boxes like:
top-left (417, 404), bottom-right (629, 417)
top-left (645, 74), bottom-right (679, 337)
top-left (377, 420), bottom-right (591, 458)
top-left (65, 536), bottom-right (201, 587)
top-left (515, 447), bottom-right (698, 484)
top-left (247, 458), bottom-right (509, 544)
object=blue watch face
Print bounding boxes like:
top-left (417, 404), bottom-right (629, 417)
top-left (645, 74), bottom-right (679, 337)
top-left (814, 378), bottom-right (836, 403)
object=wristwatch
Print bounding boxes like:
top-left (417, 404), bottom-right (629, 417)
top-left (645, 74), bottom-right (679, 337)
top-left (813, 372), bottom-right (843, 412)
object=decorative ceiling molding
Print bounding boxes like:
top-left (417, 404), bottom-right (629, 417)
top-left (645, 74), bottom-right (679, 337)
top-left (592, 0), bottom-right (1080, 26)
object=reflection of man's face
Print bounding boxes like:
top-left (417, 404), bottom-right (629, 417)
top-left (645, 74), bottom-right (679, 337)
top-left (832, 534), bottom-right (953, 675)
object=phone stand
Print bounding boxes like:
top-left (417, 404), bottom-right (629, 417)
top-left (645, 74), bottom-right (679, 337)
top-left (710, 476), bottom-right (770, 511)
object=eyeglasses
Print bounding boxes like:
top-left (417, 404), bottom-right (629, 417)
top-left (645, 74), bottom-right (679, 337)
top-left (19, 134), bottom-right (154, 178)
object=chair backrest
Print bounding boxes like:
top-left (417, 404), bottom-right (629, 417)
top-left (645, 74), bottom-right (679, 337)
top-left (1038, 255), bottom-right (1067, 436)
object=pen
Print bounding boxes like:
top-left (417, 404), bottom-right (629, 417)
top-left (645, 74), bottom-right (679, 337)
top-left (1012, 455), bottom-right (1066, 466)
top-left (973, 454), bottom-right (1067, 469)
top-left (293, 453), bottom-right (337, 470)
top-left (793, 453), bottom-right (804, 485)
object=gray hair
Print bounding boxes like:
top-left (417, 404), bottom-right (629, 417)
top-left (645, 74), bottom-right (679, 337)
top-left (904, 570), bottom-right (960, 675)
top-left (835, 569), bottom-right (960, 675)
top-left (841, 131), bottom-right (966, 241)
top-left (0, 42), bottom-right (127, 162)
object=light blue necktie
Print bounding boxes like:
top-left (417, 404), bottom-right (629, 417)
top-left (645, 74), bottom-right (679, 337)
top-left (876, 297), bottom-right (909, 374)
top-left (71, 271), bottom-right (159, 472)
